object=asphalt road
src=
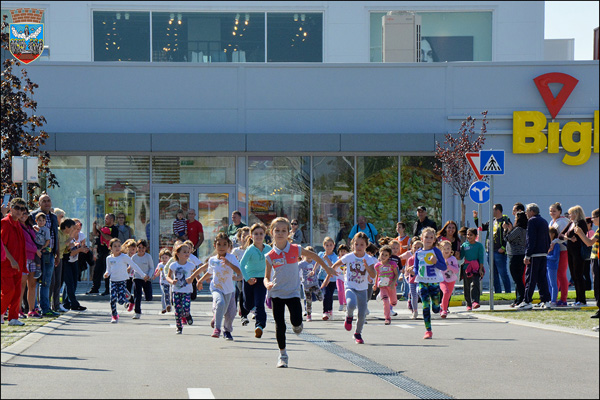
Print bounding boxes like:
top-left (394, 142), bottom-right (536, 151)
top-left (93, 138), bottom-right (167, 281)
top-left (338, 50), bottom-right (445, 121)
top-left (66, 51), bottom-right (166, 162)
top-left (1, 293), bottom-right (598, 399)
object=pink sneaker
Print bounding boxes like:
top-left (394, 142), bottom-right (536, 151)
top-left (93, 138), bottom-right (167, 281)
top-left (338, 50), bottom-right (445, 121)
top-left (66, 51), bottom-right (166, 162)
top-left (306, 314), bottom-right (312, 322)
top-left (322, 314), bottom-right (329, 321)
top-left (211, 328), bottom-right (221, 338)
top-left (384, 319), bottom-right (391, 325)
top-left (472, 302), bottom-right (480, 309)
top-left (466, 306), bottom-right (472, 311)
top-left (27, 311), bottom-right (42, 319)
top-left (344, 316), bottom-right (353, 331)
top-left (354, 333), bottom-right (364, 344)
top-left (423, 331), bottom-right (433, 339)
top-left (127, 302), bottom-right (134, 312)
top-left (440, 310), bottom-right (448, 319)
top-left (111, 315), bottom-right (118, 323)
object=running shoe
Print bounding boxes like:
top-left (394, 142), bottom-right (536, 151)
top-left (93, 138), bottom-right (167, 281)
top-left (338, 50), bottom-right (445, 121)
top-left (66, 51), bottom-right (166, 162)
top-left (186, 314), bottom-right (193, 325)
top-left (440, 310), bottom-right (448, 319)
top-left (27, 311), bottom-right (42, 319)
top-left (306, 314), bottom-right (312, 322)
top-left (223, 331), bottom-right (234, 341)
top-left (472, 302), bottom-right (480, 309)
top-left (384, 319), bottom-right (391, 325)
top-left (241, 316), bottom-right (250, 326)
top-left (127, 302), bottom-right (135, 312)
top-left (8, 319), bottom-right (25, 326)
top-left (255, 326), bottom-right (263, 338)
top-left (110, 315), bottom-right (118, 323)
top-left (277, 354), bottom-right (289, 368)
top-left (354, 333), bottom-right (364, 344)
top-left (211, 328), bottom-right (221, 338)
top-left (132, 313), bottom-right (141, 319)
top-left (423, 331), bottom-right (433, 339)
top-left (322, 313), bottom-right (329, 321)
top-left (292, 323), bottom-right (303, 335)
top-left (344, 316), bottom-right (353, 331)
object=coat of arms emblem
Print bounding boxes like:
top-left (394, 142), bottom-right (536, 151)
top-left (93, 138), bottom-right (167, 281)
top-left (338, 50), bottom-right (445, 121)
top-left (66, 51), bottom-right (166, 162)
top-left (8, 8), bottom-right (45, 64)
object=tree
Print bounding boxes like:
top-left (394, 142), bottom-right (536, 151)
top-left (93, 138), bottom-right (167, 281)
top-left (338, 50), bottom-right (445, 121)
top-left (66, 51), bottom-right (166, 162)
top-left (434, 111), bottom-right (488, 228)
top-left (1, 15), bottom-right (58, 207)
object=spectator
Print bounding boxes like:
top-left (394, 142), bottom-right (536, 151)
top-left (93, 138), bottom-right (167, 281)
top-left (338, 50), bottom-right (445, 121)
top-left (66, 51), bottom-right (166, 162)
top-left (582, 217), bottom-right (594, 291)
top-left (115, 212), bottom-right (135, 243)
top-left (503, 211), bottom-right (528, 307)
top-left (474, 204), bottom-right (513, 294)
top-left (437, 220), bottom-right (461, 258)
top-left (349, 216), bottom-right (379, 244)
top-left (561, 206), bottom-right (588, 306)
top-left (548, 202), bottom-right (570, 306)
top-left (30, 194), bottom-right (61, 317)
top-left (186, 209), bottom-right (204, 256)
top-left (413, 206), bottom-right (437, 237)
top-left (291, 219), bottom-right (305, 244)
top-left (63, 219), bottom-right (87, 311)
top-left (88, 213), bottom-right (118, 295)
top-left (49, 207), bottom-right (66, 312)
top-left (1, 198), bottom-right (27, 325)
top-left (518, 203), bottom-right (551, 310)
top-left (574, 208), bottom-right (599, 319)
top-left (512, 202), bottom-right (525, 217)
top-left (226, 210), bottom-right (247, 242)
top-left (19, 210), bottom-right (41, 318)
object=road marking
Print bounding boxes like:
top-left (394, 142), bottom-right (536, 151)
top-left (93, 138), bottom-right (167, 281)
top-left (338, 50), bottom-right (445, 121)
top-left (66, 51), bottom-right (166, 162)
top-left (394, 324), bottom-right (415, 329)
top-left (188, 388), bottom-right (215, 399)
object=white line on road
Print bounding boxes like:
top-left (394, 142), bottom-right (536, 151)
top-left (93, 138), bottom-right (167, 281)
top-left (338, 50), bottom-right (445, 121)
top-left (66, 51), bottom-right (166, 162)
top-left (394, 324), bottom-right (415, 329)
top-left (188, 388), bottom-right (215, 399)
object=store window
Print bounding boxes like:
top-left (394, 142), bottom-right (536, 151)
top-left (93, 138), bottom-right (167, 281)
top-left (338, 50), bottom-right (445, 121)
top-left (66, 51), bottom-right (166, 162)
top-left (45, 155), bottom-right (87, 231)
top-left (400, 156), bottom-right (442, 233)
top-left (151, 12), bottom-right (265, 62)
top-left (357, 156), bottom-right (398, 238)
top-left (248, 157), bottom-right (310, 237)
top-left (267, 13), bottom-right (323, 62)
top-left (313, 156), bottom-right (354, 248)
top-left (370, 11), bottom-right (492, 62)
top-left (93, 11), bottom-right (150, 61)
top-left (152, 157), bottom-right (235, 185)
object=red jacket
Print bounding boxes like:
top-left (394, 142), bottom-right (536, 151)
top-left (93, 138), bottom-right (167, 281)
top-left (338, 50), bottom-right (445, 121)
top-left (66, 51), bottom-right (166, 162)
top-left (1, 215), bottom-right (26, 276)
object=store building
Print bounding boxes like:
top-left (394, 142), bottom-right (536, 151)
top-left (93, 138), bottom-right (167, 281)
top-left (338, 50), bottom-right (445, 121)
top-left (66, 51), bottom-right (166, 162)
top-left (2, 2), bottom-right (598, 267)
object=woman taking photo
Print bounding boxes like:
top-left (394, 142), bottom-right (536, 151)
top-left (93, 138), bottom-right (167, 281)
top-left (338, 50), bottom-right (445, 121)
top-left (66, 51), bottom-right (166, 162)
top-left (561, 206), bottom-right (588, 306)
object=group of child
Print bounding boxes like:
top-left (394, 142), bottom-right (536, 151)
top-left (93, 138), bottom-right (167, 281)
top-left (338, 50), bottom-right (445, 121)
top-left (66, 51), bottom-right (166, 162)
top-left (102, 217), bottom-right (484, 368)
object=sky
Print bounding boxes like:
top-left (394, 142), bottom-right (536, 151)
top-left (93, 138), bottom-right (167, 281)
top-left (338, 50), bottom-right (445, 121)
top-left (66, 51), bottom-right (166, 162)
top-left (545, 1), bottom-right (599, 60)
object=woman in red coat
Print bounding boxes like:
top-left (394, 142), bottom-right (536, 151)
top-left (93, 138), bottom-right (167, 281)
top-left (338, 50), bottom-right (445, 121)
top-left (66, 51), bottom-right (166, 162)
top-left (1, 198), bottom-right (27, 325)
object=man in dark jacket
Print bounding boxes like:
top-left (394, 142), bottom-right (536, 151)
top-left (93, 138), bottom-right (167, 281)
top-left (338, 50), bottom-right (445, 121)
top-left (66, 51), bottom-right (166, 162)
top-left (518, 203), bottom-right (551, 310)
top-left (31, 194), bottom-right (61, 317)
top-left (413, 206), bottom-right (437, 238)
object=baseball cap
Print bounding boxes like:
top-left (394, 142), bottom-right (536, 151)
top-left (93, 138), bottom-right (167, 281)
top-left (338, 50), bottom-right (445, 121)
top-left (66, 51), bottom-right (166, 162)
top-left (417, 206), bottom-right (427, 212)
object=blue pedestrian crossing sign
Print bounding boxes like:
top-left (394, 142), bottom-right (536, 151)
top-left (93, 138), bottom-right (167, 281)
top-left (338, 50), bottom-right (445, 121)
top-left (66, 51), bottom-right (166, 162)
top-left (480, 150), bottom-right (504, 175)
top-left (469, 181), bottom-right (491, 204)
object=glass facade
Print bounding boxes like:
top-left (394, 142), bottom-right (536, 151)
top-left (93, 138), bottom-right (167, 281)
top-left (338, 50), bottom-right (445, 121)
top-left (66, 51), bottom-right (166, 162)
top-left (93, 11), bottom-right (150, 61)
top-left (267, 13), bottom-right (323, 62)
top-left (370, 11), bottom-right (492, 62)
top-left (43, 154), bottom-right (442, 280)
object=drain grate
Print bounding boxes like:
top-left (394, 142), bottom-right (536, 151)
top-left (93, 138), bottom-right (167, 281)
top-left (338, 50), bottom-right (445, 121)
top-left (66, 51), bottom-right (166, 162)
top-left (298, 330), bottom-right (453, 399)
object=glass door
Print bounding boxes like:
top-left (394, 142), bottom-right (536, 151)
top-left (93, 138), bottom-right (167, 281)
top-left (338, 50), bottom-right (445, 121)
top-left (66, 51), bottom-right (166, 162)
top-left (151, 185), bottom-right (236, 263)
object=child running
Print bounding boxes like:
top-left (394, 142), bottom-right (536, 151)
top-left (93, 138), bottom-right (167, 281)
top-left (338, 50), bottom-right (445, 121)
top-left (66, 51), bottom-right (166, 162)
top-left (438, 240), bottom-right (459, 318)
top-left (264, 217), bottom-right (336, 368)
top-left (130, 239), bottom-right (154, 319)
top-left (122, 239), bottom-right (137, 313)
top-left (166, 243), bottom-right (203, 334)
top-left (197, 233), bottom-right (242, 340)
top-left (232, 227), bottom-right (251, 326)
top-left (404, 240), bottom-right (423, 319)
top-left (373, 245), bottom-right (398, 325)
top-left (330, 232), bottom-right (376, 344)
top-left (459, 228), bottom-right (485, 311)
top-left (318, 237), bottom-right (338, 320)
top-left (154, 248), bottom-right (173, 314)
top-left (413, 227), bottom-right (447, 339)
top-left (300, 246), bottom-right (323, 321)
top-left (103, 238), bottom-right (149, 323)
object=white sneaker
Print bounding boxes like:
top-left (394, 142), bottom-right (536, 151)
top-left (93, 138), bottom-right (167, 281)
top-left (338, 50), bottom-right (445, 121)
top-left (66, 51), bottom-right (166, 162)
top-left (592, 326), bottom-right (599, 332)
top-left (132, 313), bottom-right (141, 319)
top-left (411, 310), bottom-right (418, 319)
top-left (517, 302), bottom-right (533, 310)
top-left (534, 302), bottom-right (543, 308)
top-left (338, 304), bottom-right (344, 311)
top-left (58, 304), bottom-right (69, 312)
top-left (390, 307), bottom-right (398, 317)
top-left (277, 354), bottom-right (289, 368)
top-left (8, 319), bottom-right (25, 326)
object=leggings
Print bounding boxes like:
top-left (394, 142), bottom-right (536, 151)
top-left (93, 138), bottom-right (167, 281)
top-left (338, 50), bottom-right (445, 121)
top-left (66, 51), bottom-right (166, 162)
top-left (271, 297), bottom-right (303, 350)
top-left (379, 286), bottom-right (397, 320)
top-left (345, 288), bottom-right (368, 334)
top-left (407, 282), bottom-right (418, 311)
top-left (336, 279), bottom-right (346, 305)
top-left (439, 281), bottom-right (456, 311)
top-left (212, 290), bottom-right (236, 332)
top-left (557, 251), bottom-right (569, 302)
top-left (173, 292), bottom-right (191, 331)
top-left (418, 282), bottom-right (441, 332)
top-left (304, 285), bottom-right (323, 315)
top-left (110, 280), bottom-right (130, 317)
top-left (323, 281), bottom-right (337, 313)
top-left (160, 283), bottom-right (171, 310)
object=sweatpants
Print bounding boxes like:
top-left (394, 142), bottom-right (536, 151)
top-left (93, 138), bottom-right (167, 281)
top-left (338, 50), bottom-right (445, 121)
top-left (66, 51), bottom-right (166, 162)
top-left (546, 264), bottom-right (559, 304)
top-left (345, 288), bottom-right (368, 334)
top-left (336, 279), bottom-right (346, 305)
top-left (379, 286), bottom-right (397, 320)
top-left (271, 297), bottom-right (303, 350)
top-left (243, 279), bottom-right (267, 329)
top-left (323, 281), bottom-right (336, 313)
top-left (1, 273), bottom-right (22, 320)
top-left (407, 282), bottom-right (418, 312)
top-left (418, 282), bottom-right (441, 332)
top-left (160, 283), bottom-right (171, 310)
top-left (439, 281), bottom-right (456, 312)
top-left (132, 278), bottom-right (153, 314)
top-left (524, 256), bottom-right (550, 304)
top-left (463, 275), bottom-right (481, 307)
top-left (303, 285), bottom-right (323, 315)
top-left (110, 280), bottom-right (130, 317)
top-left (212, 290), bottom-right (236, 332)
top-left (173, 292), bottom-right (191, 331)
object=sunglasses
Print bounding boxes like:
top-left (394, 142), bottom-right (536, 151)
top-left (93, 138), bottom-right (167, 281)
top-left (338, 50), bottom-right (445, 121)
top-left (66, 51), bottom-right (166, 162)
top-left (12, 205), bottom-right (27, 211)
top-left (291, 222), bottom-right (298, 225)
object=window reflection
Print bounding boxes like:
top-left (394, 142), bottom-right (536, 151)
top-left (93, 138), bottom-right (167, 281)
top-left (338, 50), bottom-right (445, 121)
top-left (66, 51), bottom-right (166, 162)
top-left (267, 13), bottom-right (322, 62)
top-left (312, 156), bottom-right (354, 248)
top-left (93, 11), bottom-right (150, 61)
top-left (400, 156), bottom-right (442, 231)
top-left (152, 12), bottom-right (265, 62)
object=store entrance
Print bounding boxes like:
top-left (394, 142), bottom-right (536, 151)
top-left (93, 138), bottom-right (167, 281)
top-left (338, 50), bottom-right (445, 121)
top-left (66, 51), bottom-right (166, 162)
top-left (151, 185), bottom-right (236, 263)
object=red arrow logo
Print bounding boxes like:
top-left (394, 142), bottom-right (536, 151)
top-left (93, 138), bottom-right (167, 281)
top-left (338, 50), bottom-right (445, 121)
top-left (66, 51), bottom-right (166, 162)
top-left (533, 72), bottom-right (579, 119)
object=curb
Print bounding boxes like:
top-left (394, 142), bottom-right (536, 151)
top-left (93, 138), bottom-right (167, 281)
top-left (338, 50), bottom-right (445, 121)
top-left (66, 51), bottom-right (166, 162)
top-left (1, 312), bottom-right (78, 364)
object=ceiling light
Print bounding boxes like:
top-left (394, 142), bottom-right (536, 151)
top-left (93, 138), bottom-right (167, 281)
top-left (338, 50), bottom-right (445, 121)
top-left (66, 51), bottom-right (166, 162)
top-left (301, 14), bottom-right (306, 22)
top-left (124, 12), bottom-right (129, 20)
top-left (177, 13), bottom-right (182, 21)
top-left (170, 13), bottom-right (175, 20)
top-left (294, 14), bottom-right (298, 22)
top-left (116, 12), bottom-right (121, 20)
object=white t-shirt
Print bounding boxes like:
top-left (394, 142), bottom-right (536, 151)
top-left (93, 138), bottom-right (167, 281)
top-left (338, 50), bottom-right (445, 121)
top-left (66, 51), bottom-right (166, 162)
top-left (106, 253), bottom-right (145, 282)
top-left (188, 253), bottom-right (202, 266)
top-left (231, 247), bottom-right (246, 262)
top-left (68, 232), bottom-right (87, 263)
top-left (132, 253), bottom-right (154, 278)
top-left (341, 253), bottom-right (375, 291)
top-left (207, 253), bottom-right (240, 295)
top-left (170, 261), bottom-right (196, 294)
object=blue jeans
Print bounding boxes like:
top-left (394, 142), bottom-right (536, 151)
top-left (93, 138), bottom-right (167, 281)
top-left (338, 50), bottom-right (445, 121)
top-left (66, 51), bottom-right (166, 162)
top-left (492, 251), bottom-right (512, 294)
top-left (39, 253), bottom-right (55, 313)
top-left (243, 279), bottom-right (267, 329)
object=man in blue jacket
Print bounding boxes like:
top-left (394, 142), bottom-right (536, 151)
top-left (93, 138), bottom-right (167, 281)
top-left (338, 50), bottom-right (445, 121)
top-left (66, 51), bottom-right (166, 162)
top-left (518, 203), bottom-right (551, 310)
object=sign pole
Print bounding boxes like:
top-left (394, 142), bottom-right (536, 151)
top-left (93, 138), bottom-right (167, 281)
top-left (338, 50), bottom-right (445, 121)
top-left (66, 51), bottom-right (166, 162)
top-left (489, 175), bottom-right (494, 311)
top-left (22, 157), bottom-right (28, 206)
